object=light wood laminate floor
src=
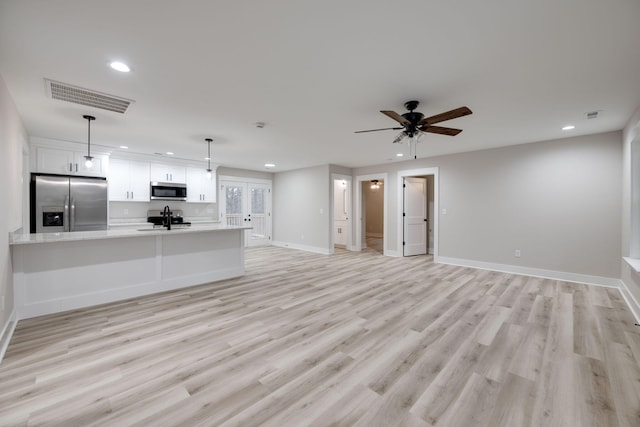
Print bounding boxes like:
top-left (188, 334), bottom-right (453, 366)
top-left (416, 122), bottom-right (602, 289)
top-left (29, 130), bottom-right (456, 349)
top-left (1, 246), bottom-right (639, 426)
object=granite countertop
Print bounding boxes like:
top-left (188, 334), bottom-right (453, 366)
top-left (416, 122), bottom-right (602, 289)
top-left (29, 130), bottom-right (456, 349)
top-left (10, 224), bottom-right (250, 245)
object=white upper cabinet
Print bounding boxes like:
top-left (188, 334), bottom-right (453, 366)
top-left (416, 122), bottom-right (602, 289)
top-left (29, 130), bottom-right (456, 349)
top-left (108, 159), bottom-right (150, 202)
top-left (35, 146), bottom-right (108, 177)
top-left (186, 167), bottom-right (216, 203)
top-left (150, 163), bottom-right (186, 183)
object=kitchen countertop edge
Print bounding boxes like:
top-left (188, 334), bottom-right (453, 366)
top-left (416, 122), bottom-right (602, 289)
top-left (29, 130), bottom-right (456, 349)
top-left (10, 224), bottom-right (252, 245)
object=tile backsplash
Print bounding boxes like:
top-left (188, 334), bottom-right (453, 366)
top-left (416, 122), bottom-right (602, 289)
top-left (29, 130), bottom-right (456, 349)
top-left (110, 201), bottom-right (217, 222)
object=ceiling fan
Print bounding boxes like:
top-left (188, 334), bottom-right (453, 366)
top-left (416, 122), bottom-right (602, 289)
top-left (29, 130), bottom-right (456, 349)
top-left (355, 101), bottom-right (472, 156)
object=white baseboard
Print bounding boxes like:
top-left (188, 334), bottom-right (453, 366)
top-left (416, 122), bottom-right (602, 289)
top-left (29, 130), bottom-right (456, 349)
top-left (385, 249), bottom-right (401, 257)
top-left (436, 256), bottom-right (621, 288)
top-left (271, 241), bottom-right (332, 255)
top-left (366, 233), bottom-right (383, 238)
top-left (619, 279), bottom-right (640, 323)
top-left (0, 309), bottom-right (17, 363)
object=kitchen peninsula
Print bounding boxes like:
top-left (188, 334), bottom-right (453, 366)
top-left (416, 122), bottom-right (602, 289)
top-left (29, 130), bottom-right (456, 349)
top-left (10, 224), bottom-right (251, 320)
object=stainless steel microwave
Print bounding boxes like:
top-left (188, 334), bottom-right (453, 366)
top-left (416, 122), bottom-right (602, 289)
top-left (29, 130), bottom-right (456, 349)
top-left (150, 182), bottom-right (187, 201)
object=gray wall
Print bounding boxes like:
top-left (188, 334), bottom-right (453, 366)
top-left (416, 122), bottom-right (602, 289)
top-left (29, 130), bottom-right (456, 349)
top-left (622, 106), bottom-right (640, 305)
top-left (0, 74), bottom-right (27, 337)
top-left (354, 131), bottom-right (622, 279)
top-left (273, 164), bottom-right (330, 250)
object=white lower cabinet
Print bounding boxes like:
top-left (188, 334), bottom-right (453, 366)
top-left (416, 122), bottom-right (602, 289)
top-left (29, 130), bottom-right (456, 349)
top-left (108, 159), bottom-right (150, 202)
top-left (186, 167), bottom-right (216, 203)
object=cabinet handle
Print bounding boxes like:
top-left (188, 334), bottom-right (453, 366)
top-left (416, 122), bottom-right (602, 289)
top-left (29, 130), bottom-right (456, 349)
top-left (131, 191), bottom-right (134, 199)
top-left (126, 191), bottom-right (129, 199)
top-left (69, 163), bottom-right (73, 172)
top-left (75, 163), bottom-right (78, 172)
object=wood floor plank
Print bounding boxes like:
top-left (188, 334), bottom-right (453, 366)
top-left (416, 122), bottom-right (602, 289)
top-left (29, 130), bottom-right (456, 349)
top-left (0, 245), bottom-right (638, 426)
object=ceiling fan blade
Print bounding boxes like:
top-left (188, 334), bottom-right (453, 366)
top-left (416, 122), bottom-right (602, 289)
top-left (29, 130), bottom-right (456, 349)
top-left (380, 110), bottom-right (410, 125)
top-left (420, 106), bottom-right (472, 125)
top-left (422, 125), bottom-right (463, 136)
top-left (354, 127), bottom-right (403, 133)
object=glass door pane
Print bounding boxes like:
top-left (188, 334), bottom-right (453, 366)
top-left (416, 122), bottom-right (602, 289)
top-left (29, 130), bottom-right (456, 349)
top-left (224, 184), bottom-right (244, 227)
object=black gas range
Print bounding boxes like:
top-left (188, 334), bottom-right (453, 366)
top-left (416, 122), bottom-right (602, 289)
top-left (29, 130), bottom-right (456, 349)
top-left (146, 209), bottom-right (191, 227)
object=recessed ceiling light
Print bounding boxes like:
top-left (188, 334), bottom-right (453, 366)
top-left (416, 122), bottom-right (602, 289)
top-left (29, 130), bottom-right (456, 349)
top-left (166, 151), bottom-right (174, 155)
top-left (264, 163), bottom-right (275, 168)
top-left (562, 125), bottom-right (575, 131)
top-left (396, 153), bottom-right (404, 157)
top-left (110, 61), bottom-right (131, 72)
top-left (119, 145), bottom-right (128, 149)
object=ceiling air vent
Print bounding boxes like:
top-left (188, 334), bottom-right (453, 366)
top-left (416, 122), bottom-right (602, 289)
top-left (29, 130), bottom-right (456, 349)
top-left (585, 110), bottom-right (601, 120)
top-left (44, 78), bottom-right (134, 114)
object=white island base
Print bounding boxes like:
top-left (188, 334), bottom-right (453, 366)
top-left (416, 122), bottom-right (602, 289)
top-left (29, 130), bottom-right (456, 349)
top-left (11, 226), bottom-right (248, 320)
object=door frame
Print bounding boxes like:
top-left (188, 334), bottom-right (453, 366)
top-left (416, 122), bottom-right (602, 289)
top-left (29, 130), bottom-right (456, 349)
top-left (219, 175), bottom-right (272, 247)
top-left (330, 173), bottom-right (353, 253)
top-left (397, 167), bottom-right (439, 259)
top-left (355, 172), bottom-right (388, 255)
top-left (403, 176), bottom-right (428, 256)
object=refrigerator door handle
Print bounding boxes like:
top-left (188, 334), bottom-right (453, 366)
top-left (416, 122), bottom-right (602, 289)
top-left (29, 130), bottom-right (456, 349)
top-left (70, 197), bottom-right (75, 232)
top-left (64, 196), bottom-right (70, 232)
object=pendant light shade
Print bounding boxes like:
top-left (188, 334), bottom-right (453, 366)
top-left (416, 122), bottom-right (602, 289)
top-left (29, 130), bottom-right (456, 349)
top-left (83, 115), bottom-right (96, 168)
top-left (205, 138), bottom-right (213, 179)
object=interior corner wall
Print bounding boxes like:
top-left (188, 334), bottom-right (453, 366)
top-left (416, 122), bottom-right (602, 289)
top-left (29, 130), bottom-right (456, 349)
top-left (0, 73), bottom-right (28, 335)
top-left (273, 164), bottom-right (331, 251)
top-left (622, 106), bottom-right (640, 307)
top-left (354, 131), bottom-right (622, 279)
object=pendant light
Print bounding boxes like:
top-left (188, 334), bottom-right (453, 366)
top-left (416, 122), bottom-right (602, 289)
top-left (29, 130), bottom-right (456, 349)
top-left (205, 138), bottom-right (213, 179)
top-left (83, 115), bottom-right (96, 168)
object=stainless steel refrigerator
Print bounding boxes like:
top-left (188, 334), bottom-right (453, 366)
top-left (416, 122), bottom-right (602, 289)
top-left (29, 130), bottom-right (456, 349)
top-left (30, 174), bottom-right (108, 233)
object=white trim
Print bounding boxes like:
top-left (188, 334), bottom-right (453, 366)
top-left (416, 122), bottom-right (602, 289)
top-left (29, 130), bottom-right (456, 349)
top-left (0, 309), bottom-right (17, 363)
top-left (354, 173), bottom-right (389, 255)
top-left (619, 279), bottom-right (640, 323)
top-left (437, 256), bottom-right (622, 288)
top-left (397, 167), bottom-right (439, 258)
top-left (218, 175), bottom-right (272, 185)
top-left (271, 240), bottom-right (332, 255)
top-left (624, 257), bottom-right (640, 273)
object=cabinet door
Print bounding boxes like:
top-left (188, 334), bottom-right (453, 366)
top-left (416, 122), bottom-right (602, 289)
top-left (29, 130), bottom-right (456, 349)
top-left (186, 168), bottom-right (216, 203)
top-left (75, 152), bottom-right (107, 177)
top-left (129, 161), bottom-right (150, 201)
top-left (202, 172), bottom-right (216, 202)
top-left (186, 168), bottom-right (204, 202)
top-left (36, 147), bottom-right (74, 174)
top-left (150, 163), bottom-right (185, 183)
top-left (108, 159), bottom-right (131, 201)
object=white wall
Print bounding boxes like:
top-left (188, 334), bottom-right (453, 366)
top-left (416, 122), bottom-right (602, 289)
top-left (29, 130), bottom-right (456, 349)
top-left (0, 73), bottom-right (28, 338)
top-left (273, 164), bottom-right (330, 252)
top-left (622, 106), bottom-right (640, 309)
top-left (354, 131), bottom-right (622, 279)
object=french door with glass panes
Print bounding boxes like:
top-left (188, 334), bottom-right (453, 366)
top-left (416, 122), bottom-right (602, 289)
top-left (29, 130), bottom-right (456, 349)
top-left (220, 179), bottom-right (272, 247)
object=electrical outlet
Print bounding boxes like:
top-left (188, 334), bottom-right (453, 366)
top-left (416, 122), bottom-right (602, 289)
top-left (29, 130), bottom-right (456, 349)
top-left (441, 208), bottom-right (447, 215)
top-left (124, 208), bottom-right (129, 215)
top-left (514, 249), bottom-right (521, 258)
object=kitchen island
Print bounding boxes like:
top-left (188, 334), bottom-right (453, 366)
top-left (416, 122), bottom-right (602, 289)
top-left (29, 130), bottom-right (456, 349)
top-left (10, 224), bottom-right (251, 319)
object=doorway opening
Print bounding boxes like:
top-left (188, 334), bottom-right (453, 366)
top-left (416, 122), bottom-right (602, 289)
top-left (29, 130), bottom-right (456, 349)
top-left (331, 175), bottom-right (352, 252)
top-left (355, 173), bottom-right (388, 255)
top-left (397, 167), bottom-right (439, 258)
top-left (363, 179), bottom-right (384, 254)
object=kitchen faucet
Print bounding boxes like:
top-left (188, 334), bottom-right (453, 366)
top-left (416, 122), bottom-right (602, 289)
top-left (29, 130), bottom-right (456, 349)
top-left (163, 205), bottom-right (172, 230)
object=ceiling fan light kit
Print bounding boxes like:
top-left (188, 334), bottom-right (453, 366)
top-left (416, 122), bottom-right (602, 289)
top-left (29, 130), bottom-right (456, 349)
top-left (356, 100), bottom-right (472, 159)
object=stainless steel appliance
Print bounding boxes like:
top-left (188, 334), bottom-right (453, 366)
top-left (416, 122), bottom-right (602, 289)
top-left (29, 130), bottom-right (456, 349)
top-left (150, 182), bottom-right (187, 201)
top-left (146, 209), bottom-right (191, 228)
top-left (30, 173), bottom-right (108, 233)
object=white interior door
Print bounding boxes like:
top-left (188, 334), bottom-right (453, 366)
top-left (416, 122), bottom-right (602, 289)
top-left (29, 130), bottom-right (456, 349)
top-left (403, 177), bottom-right (427, 256)
top-left (220, 180), bottom-right (271, 247)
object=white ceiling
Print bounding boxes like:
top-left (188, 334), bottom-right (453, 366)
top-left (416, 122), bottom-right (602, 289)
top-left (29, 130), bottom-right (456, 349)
top-left (1, 0), bottom-right (639, 172)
